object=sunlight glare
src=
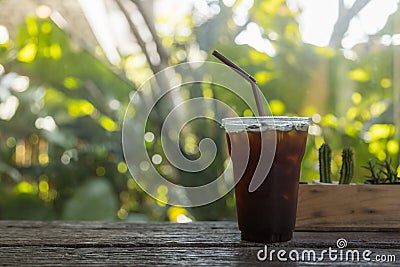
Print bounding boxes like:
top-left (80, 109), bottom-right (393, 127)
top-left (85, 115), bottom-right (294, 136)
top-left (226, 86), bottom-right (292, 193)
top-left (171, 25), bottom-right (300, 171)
top-left (36, 5), bottom-right (52, 19)
top-left (292, 0), bottom-right (399, 48)
top-left (295, 0), bottom-right (338, 47)
top-left (11, 76), bottom-right (30, 93)
top-left (78, 0), bottom-right (120, 65)
top-left (392, 34), bottom-right (400, 45)
top-left (0, 95), bottom-right (19, 121)
top-left (235, 22), bottom-right (276, 56)
top-left (0, 25), bottom-right (9, 45)
top-left (35, 116), bottom-right (57, 131)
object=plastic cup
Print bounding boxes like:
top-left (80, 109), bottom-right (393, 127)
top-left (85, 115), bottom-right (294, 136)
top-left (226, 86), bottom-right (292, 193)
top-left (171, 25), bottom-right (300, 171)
top-left (222, 116), bottom-right (310, 243)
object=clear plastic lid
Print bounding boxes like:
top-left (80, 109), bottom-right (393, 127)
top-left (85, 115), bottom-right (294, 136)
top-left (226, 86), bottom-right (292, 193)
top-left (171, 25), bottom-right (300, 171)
top-left (221, 116), bottom-right (311, 132)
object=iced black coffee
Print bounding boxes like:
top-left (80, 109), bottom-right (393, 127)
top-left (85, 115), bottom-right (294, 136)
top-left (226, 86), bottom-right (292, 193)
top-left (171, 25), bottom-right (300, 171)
top-left (222, 116), bottom-right (310, 243)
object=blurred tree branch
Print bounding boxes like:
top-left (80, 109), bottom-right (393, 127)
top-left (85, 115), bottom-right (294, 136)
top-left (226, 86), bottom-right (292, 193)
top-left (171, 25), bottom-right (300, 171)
top-left (329, 0), bottom-right (371, 48)
top-left (114, 0), bottom-right (178, 144)
top-left (115, 0), bottom-right (162, 74)
top-left (132, 0), bottom-right (169, 68)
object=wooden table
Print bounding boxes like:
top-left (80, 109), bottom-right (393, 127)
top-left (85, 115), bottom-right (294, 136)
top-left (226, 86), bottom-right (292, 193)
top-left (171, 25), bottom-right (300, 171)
top-left (0, 221), bottom-right (399, 266)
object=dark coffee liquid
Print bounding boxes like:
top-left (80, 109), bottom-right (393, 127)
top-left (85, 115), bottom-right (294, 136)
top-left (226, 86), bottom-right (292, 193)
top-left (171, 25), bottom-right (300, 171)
top-left (227, 128), bottom-right (308, 243)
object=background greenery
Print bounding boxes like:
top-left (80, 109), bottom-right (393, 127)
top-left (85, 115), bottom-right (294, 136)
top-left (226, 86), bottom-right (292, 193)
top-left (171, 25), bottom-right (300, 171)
top-left (0, 0), bottom-right (399, 221)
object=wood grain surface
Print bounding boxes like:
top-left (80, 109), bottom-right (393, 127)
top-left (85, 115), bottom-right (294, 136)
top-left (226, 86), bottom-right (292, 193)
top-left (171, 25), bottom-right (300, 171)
top-left (296, 184), bottom-right (400, 231)
top-left (0, 221), bottom-right (399, 265)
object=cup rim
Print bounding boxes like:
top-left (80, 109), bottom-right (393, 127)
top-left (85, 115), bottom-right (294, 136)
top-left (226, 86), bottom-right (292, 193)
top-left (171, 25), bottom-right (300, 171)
top-left (221, 116), bottom-right (311, 131)
top-left (221, 116), bottom-right (311, 124)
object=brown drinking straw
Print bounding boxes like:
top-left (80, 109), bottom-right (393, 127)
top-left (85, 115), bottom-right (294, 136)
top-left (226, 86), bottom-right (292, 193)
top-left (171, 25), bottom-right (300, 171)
top-left (212, 50), bottom-right (265, 116)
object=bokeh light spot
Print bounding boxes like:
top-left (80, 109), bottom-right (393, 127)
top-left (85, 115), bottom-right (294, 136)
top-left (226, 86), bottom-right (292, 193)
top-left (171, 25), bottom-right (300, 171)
top-left (117, 162), bottom-right (128, 173)
top-left (39, 153), bottom-right (49, 165)
top-left (100, 116), bottom-right (117, 131)
top-left (380, 78), bottom-right (392, 89)
top-left (6, 137), bottom-right (16, 148)
top-left (243, 109), bottom-right (253, 117)
top-left (36, 4), bottom-right (52, 18)
top-left (152, 154), bottom-right (163, 165)
top-left (351, 92), bottom-right (362, 105)
top-left (39, 180), bottom-right (49, 193)
top-left (202, 88), bottom-right (213, 98)
top-left (144, 132), bottom-right (155, 143)
top-left (349, 68), bottom-right (369, 82)
top-left (269, 99), bottom-right (285, 115)
top-left (157, 185), bottom-right (168, 196)
top-left (18, 42), bottom-right (38, 63)
top-left (0, 25), bottom-right (9, 44)
top-left (167, 206), bottom-right (188, 222)
top-left (387, 139), bottom-right (399, 154)
top-left (96, 166), bottom-right (106, 176)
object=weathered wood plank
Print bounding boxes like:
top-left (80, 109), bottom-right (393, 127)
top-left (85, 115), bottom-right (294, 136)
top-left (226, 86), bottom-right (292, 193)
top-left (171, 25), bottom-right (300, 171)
top-left (0, 221), bottom-right (399, 265)
top-left (1, 246), bottom-right (398, 266)
top-left (296, 184), bottom-right (400, 231)
top-left (1, 221), bottom-right (400, 248)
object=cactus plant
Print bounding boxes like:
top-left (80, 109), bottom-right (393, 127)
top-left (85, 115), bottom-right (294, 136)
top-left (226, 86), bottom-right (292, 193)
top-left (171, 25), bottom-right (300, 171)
top-left (380, 158), bottom-right (399, 183)
top-left (362, 159), bottom-right (383, 184)
top-left (339, 148), bottom-right (354, 184)
top-left (319, 143), bottom-right (332, 183)
top-left (363, 158), bottom-right (399, 184)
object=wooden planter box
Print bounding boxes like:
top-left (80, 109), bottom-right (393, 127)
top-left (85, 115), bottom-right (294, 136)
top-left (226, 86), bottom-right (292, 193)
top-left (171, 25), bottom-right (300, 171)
top-left (296, 184), bottom-right (400, 231)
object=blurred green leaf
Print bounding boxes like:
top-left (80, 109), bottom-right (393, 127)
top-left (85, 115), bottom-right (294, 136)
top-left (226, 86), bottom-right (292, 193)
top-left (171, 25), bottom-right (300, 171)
top-left (0, 194), bottom-right (55, 220)
top-left (62, 178), bottom-right (118, 221)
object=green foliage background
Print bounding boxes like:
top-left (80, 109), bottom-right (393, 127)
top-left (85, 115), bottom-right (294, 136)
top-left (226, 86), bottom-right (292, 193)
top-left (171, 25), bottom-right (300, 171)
top-left (0, 0), bottom-right (399, 221)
